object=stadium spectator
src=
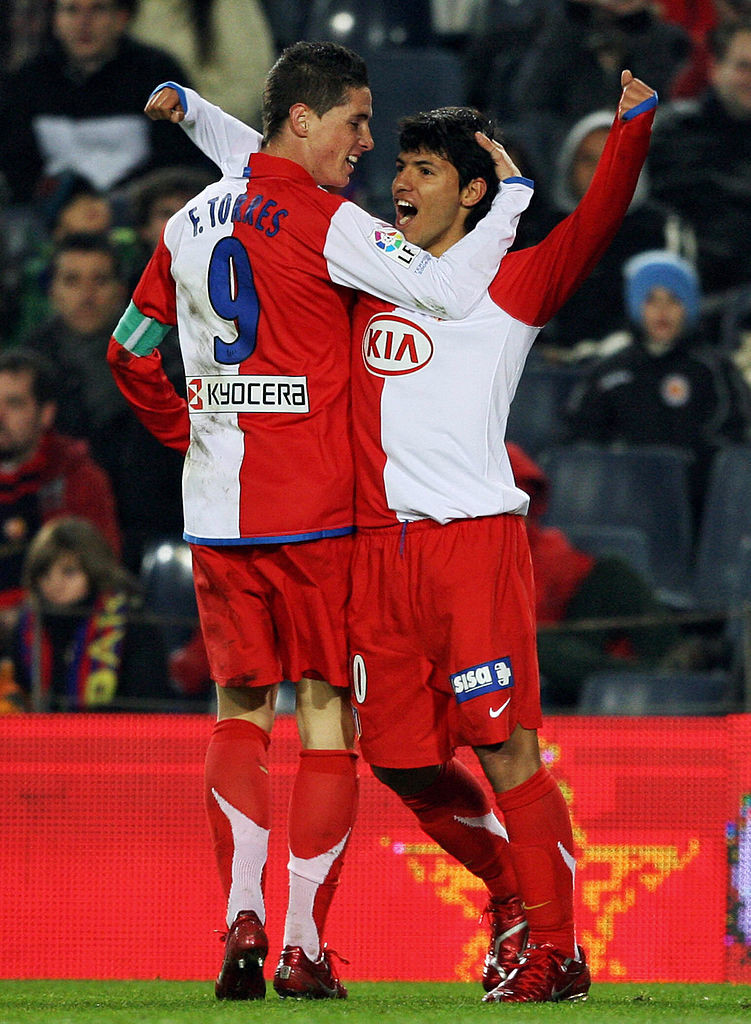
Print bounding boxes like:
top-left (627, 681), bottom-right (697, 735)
top-left (0, 0), bottom-right (52, 81)
top-left (9, 177), bottom-right (122, 345)
top-left (10, 516), bottom-right (171, 711)
top-left (124, 165), bottom-right (216, 287)
top-left (512, 0), bottom-right (690, 186)
top-left (648, 18), bottom-right (751, 299)
top-left (109, 43), bottom-right (526, 1003)
top-left (25, 233), bottom-right (184, 570)
top-left (463, 0), bottom-right (550, 123)
top-left (129, 0), bottom-right (275, 127)
top-left (668, 0), bottom-right (751, 99)
top-left (659, 0), bottom-right (717, 38)
top-left (507, 441), bottom-right (682, 708)
top-left (49, 181), bottom-right (114, 240)
top-left (0, 350), bottom-right (120, 639)
top-left (564, 250), bottom-right (751, 527)
top-left (9, 166), bottom-right (210, 337)
top-left (0, 0), bottom-right (211, 209)
top-left (520, 107), bottom-right (695, 357)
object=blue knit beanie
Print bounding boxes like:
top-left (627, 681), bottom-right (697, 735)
top-left (623, 250), bottom-right (701, 327)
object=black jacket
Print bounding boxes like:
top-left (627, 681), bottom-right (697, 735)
top-left (565, 331), bottom-right (751, 455)
top-left (564, 329), bottom-right (751, 518)
top-left (649, 89), bottom-right (751, 295)
top-left (0, 35), bottom-right (212, 203)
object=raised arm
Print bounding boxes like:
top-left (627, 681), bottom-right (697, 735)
top-left (146, 81), bottom-right (533, 320)
top-left (146, 82), bottom-right (262, 177)
top-left (145, 82), bottom-right (521, 186)
top-left (492, 70), bottom-right (657, 326)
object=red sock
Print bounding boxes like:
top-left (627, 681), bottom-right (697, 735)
top-left (204, 717), bottom-right (272, 927)
top-left (495, 766), bottom-right (576, 956)
top-left (400, 758), bottom-right (518, 902)
top-left (284, 749), bottom-right (359, 959)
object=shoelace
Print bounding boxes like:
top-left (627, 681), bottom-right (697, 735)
top-left (507, 943), bottom-right (558, 982)
top-left (319, 944), bottom-right (350, 969)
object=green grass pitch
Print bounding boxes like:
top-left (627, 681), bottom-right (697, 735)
top-left (1, 981), bottom-right (750, 1024)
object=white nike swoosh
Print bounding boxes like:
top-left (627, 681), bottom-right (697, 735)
top-left (489, 698), bottom-right (511, 718)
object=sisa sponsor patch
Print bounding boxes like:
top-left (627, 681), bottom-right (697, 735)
top-left (370, 226), bottom-right (420, 266)
top-left (450, 657), bottom-right (514, 704)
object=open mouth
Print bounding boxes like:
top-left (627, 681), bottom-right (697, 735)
top-left (346, 155), bottom-right (359, 172)
top-left (394, 199), bottom-right (417, 228)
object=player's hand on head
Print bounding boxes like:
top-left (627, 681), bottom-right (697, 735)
top-left (618, 69), bottom-right (655, 119)
top-left (474, 133), bottom-right (521, 181)
top-left (145, 87), bottom-right (185, 123)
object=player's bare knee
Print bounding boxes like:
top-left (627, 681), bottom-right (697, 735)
top-left (295, 677), bottom-right (354, 749)
top-left (215, 682), bottom-right (277, 730)
top-left (474, 724), bottom-right (542, 793)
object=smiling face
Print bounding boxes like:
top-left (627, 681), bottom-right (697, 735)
top-left (302, 86), bottom-right (374, 189)
top-left (392, 148), bottom-right (485, 256)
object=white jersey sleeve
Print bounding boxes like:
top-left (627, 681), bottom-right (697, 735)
top-left (169, 81), bottom-right (533, 320)
top-left (160, 82), bottom-right (263, 176)
top-left (324, 184), bottom-right (530, 320)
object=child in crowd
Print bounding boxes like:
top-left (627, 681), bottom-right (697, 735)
top-left (9, 517), bottom-right (171, 711)
top-left (565, 250), bottom-right (751, 527)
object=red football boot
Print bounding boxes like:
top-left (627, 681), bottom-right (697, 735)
top-left (481, 895), bottom-right (529, 991)
top-left (215, 910), bottom-right (268, 1000)
top-left (482, 943), bottom-right (591, 1003)
top-left (273, 944), bottom-right (348, 999)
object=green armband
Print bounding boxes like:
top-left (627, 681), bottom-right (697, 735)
top-left (113, 301), bottom-right (172, 355)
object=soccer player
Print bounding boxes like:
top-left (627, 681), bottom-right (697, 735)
top-left (171, 64), bottom-right (657, 1003)
top-left (349, 71), bottom-right (655, 1005)
top-left (107, 41), bottom-right (529, 1002)
top-left (353, 71), bottom-right (655, 1004)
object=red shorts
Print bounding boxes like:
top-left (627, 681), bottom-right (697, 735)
top-left (348, 515), bottom-right (542, 768)
top-left (191, 535), bottom-right (353, 690)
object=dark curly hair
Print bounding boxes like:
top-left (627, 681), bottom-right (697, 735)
top-left (397, 107), bottom-right (501, 232)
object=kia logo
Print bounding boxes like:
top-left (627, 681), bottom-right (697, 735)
top-left (362, 314), bottom-right (434, 376)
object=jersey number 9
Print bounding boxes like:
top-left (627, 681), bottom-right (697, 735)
top-left (208, 237), bottom-right (259, 365)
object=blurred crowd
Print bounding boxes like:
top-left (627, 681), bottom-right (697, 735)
top-left (1, 0), bottom-right (750, 714)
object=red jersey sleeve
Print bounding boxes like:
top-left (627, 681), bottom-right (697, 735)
top-left (490, 105), bottom-right (655, 327)
top-left (108, 234), bottom-right (190, 454)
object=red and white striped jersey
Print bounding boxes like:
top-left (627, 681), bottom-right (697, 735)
top-left (350, 104), bottom-right (656, 526)
top-left (108, 90), bottom-right (531, 546)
